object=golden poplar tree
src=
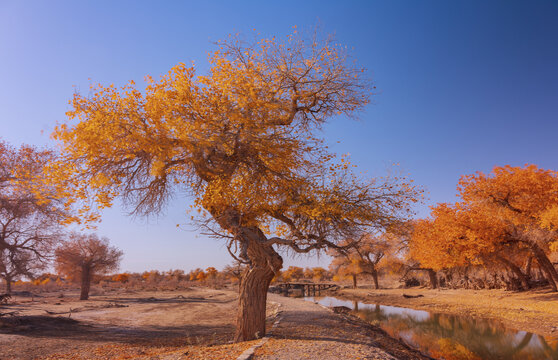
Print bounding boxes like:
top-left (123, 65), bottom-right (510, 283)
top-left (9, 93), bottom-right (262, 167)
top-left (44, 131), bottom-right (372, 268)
top-left (51, 30), bottom-right (421, 341)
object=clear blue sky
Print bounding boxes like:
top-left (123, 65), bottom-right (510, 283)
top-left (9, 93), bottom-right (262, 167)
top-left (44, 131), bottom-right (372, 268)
top-left (1, 1), bottom-right (557, 273)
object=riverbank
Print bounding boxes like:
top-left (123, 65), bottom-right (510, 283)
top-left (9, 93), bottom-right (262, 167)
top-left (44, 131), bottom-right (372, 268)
top-left (253, 293), bottom-right (431, 360)
top-left (7, 285), bottom-right (552, 359)
top-left (331, 286), bottom-right (558, 338)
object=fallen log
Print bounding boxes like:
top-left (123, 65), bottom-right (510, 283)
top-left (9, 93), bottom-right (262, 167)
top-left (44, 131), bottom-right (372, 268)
top-left (332, 306), bottom-right (352, 314)
top-left (403, 294), bottom-right (424, 299)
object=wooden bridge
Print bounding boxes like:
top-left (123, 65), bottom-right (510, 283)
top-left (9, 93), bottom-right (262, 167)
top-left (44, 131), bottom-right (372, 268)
top-left (273, 282), bottom-right (339, 296)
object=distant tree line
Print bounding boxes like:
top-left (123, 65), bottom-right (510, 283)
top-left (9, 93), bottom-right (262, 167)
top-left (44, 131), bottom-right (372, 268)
top-left (329, 165), bottom-right (558, 292)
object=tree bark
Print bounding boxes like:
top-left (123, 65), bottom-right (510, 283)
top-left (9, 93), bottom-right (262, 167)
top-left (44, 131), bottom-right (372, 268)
top-left (528, 242), bottom-right (558, 291)
top-left (80, 265), bottom-right (91, 300)
top-left (427, 269), bottom-right (438, 289)
top-left (535, 256), bottom-right (557, 291)
top-left (371, 269), bottom-right (379, 289)
top-left (235, 227), bottom-right (283, 342)
top-left (497, 256), bottom-right (530, 290)
top-left (352, 274), bottom-right (357, 289)
top-left (525, 256), bottom-right (533, 280)
top-left (406, 267), bottom-right (437, 289)
top-left (4, 278), bottom-right (11, 294)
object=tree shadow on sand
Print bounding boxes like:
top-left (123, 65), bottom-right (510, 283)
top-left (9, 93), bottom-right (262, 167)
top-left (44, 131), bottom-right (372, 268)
top-left (0, 315), bottom-right (235, 345)
top-left (271, 310), bottom-right (429, 360)
top-left (95, 294), bottom-right (235, 305)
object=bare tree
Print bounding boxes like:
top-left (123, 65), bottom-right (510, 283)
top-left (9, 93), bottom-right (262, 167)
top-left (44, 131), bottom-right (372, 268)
top-left (55, 233), bottom-right (123, 300)
top-left (222, 262), bottom-right (246, 284)
top-left (0, 247), bottom-right (45, 293)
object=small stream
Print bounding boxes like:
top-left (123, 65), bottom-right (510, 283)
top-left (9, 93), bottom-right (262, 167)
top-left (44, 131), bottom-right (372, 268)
top-left (303, 296), bottom-right (558, 360)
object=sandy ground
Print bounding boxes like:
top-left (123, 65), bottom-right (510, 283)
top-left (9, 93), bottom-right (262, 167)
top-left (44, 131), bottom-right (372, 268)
top-left (0, 287), bottom-right (259, 360)
top-left (0, 286), bottom-right (435, 360)
top-left (5, 285), bottom-right (556, 359)
top-left (334, 286), bottom-right (558, 338)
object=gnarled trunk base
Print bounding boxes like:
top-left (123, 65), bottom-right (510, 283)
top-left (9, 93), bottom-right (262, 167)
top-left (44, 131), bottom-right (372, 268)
top-left (80, 266), bottom-right (91, 300)
top-left (235, 266), bottom-right (274, 341)
top-left (497, 255), bottom-right (530, 291)
top-left (4, 278), bottom-right (11, 294)
top-left (371, 270), bottom-right (379, 289)
top-left (530, 242), bottom-right (558, 292)
top-left (234, 228), bottom-right (283, 342)
top-left (427, 269), bottom-right (438, 289)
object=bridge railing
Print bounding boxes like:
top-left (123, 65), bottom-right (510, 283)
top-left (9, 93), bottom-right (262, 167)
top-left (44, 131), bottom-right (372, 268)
top-left (269, 282), bottom-right (339, 296)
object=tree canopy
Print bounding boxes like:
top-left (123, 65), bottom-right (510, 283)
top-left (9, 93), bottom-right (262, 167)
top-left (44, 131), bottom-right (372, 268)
top-left (55, 233), bottom-right (122, 300)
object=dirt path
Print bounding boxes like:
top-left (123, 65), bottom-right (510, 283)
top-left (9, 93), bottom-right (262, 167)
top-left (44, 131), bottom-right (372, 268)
top-left (253, 294), bottom-right (430, 360)
top-left (333, 287), bottom-right (558, 338)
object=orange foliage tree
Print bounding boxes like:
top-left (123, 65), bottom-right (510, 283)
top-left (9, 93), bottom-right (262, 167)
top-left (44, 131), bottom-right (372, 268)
top-left (112, 273), bottom-right (130, 283)
top-left (330, 252), bottom-right (363, 288)
top-left (354, 233), bottom-right (397, 289)
top-left (329, 245), bottom-right (360, 288)
top-left (51, 30), bottom-right (421, 340)
top-left (310, 267), bottom-right (328, 282)
top-left (0, 141), bottom-right (69, 293)
top-left (281, 266), bottom-right (304, 282)
top-left (330, 231), bottom-right (401, 289)
top-left (205, 267), bottom-right (218, 280)
top-left (55, 233), bottom-right (123, 300)
top-left (411, 165), bottom-right (558, 291)
top-left (196, 270), bottom-right (207, 282)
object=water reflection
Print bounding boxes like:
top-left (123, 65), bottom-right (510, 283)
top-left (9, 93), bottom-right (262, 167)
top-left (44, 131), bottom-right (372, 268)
top-left (304, 296), bottom-right (558, 360)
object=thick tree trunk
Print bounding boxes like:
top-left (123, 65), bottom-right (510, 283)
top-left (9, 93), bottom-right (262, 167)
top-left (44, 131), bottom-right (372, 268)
top-left (535, 256), bottom-right (557, 291)
top-left (427, 269), bottom-right (438, 289)
top-left (497, 256), bottom-right (530, 290)
top-left (525, 256), bottom-right (533, 280)
top-left (446, 271), bottom-right (453, 288)
top-left (235, 227), bottom-right (283, 342)
top-left (371, 270), bottom-right (379, 289)
top-left (352, 274), bottom-right (357, 289)
top-left (529, 242), bottom-right (558, 291)
top-left (463, 267), bottom-right (470, 289)
top-left (236, 266), bottom-right (273, 341)
top-left (4, 278), bottom-right (11, 294)
top-left (407, 267), bottom-right (437, 289)
top-left (80, 265), bottom-right (91, 300)
top-left (209, 207), bottom-right (283, 342)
